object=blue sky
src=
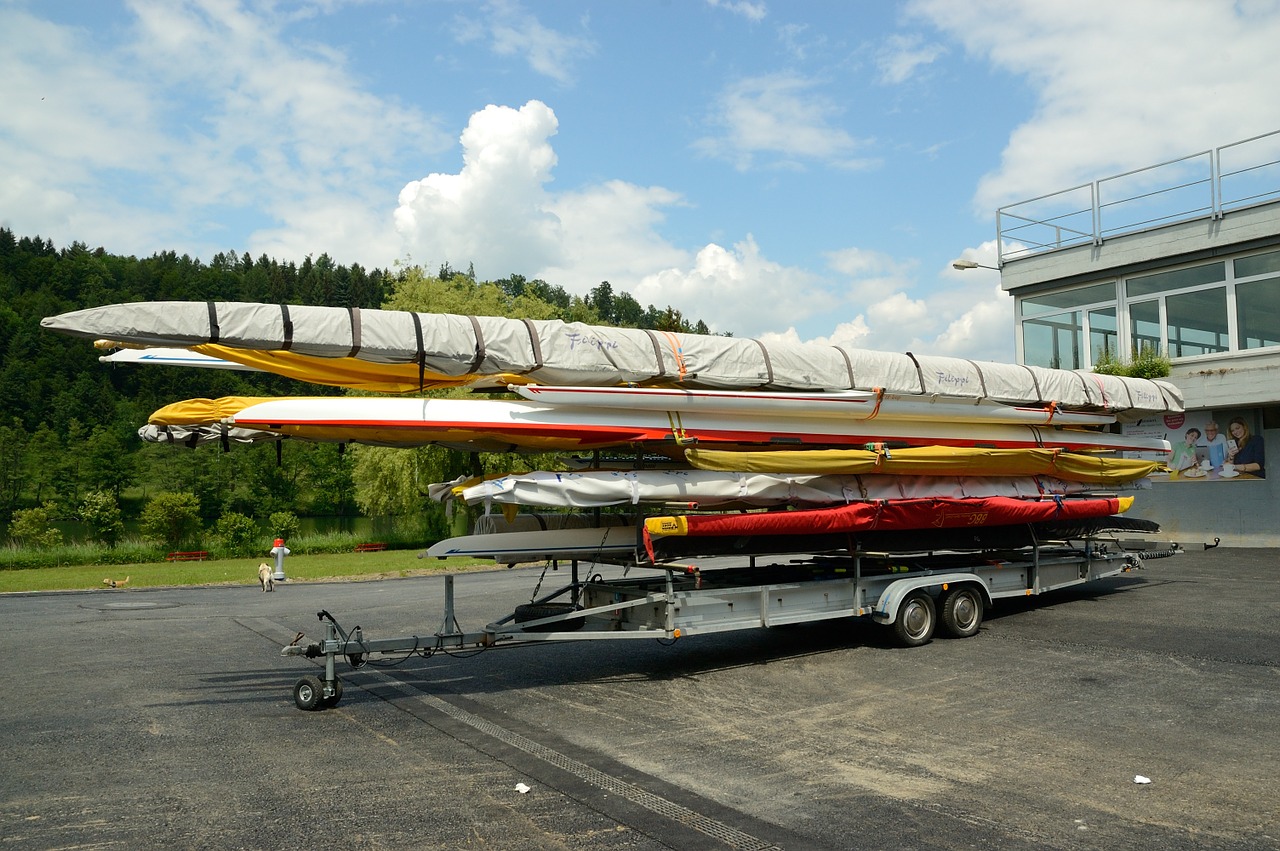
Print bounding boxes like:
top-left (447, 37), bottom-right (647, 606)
top-left (4, 0), bottom-right (1280, 362)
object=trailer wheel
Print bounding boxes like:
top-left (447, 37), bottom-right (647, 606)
top-left (939, 586), bottom-right (984, 638)
top-left (892, 591), bottom-right (936, 647)
top-left (293, 675), bottom-right (325, 711)
top-left (513, 602), bottom-right (584, 632)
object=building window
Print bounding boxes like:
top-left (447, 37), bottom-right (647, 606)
top-left (1088, 306), bottom-right (1118, 362)
top-left (1237, 277), bottom-right (1280, 349)
top-left (1128, 300), bottom-right (1161, 355)
top-left (1023, 310), bottom-right (1082, 369)
top-left (1125, 262), bottom-right (1225, 298)
top-left (1166, 288), bottom-right (1229, 356)
top-left (1016, 250), bottom-right (1280, 367)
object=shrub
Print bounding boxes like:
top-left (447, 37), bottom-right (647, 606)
top-left (140, 491), bottom-right (203, 551)
top-left (9, 503), bottom-right (64, 549)
top-left (267, 510), bottom-right (301, 543)
top-left (80, 490), bottom-right (125, 547)
top-left (214, 512), bottom-right (261, 557)
top-left (1092, 344), bottom-right (1171, 379)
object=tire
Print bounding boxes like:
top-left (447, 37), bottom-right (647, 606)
top-left (513, 602), bottom-right (584, 632)
top-left (293, 675), bottom-right (325, 711)
top-left (892, 591), bottom-right (936, 647)
top-left (939, 586), bottom-right (984, 638)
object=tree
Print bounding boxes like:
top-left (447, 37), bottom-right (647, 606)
top-left (80, 490), bottom-right (125, 547)
top-left (9, 503), bottom-right (63, 548)
top-left (140, 491), bottom-right (203, 550)
top-left (214, 511), bottom-right (260, 557)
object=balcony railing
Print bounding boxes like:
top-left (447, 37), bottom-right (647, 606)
top-left (997, 130), bottom-right (1280, 264)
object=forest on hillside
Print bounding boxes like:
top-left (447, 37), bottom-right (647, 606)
top-left (0, 228), bottom-right (716, 541)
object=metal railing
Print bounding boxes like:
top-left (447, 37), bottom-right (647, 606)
top-left (997, 130), bottom-right (1280, 264)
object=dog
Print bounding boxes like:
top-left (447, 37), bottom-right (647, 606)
top-left (258, 563), bottom-right (274, 592)
top-left (102, 576), bottom-right (130, 588)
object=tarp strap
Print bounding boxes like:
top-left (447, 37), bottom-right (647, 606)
top-left (1073, 371), bottom-right (1098, 407)
top-left (966, 360), bottom-right (989, 398)
top-left (279, 304), bottom-right (293, 351)
top-left (522, 318), bottom-right (545, 371)
top-left (1020, 364), bottom-right (1045, 404)
top-left (832, 346), bottom-right (856, 389)
top-left (752, 338), bottom-right (775, 386)
top-left (411, 312), bottom-right (426, 391)
top-left (347, 307), bottom-right (362, 358)
top-left (904, 351), bottom-right (926, 393)
top-left (643, 330), bottom-right (667, 379)
top-left (466, 315), bottom-right (486, 373)
top-left (206, 302), bottom-right (220, 344)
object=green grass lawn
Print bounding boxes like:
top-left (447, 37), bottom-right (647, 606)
top-left (0, 549), bottom-right (496, 594)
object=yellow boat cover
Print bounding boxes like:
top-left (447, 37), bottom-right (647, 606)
top-left (684, 447), bottom-right (1161, 483)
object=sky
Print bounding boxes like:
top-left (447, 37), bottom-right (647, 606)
top-left (4, 0), bottom-right (1280, 363)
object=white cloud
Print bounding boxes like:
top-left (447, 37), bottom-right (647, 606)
top-left (908, 0), bottom-right (1280, 210)
top-left (875, 34), bottom-right (947, 85)
top-left (395, 100), bottom-right (698, 296)
top-left (706, 0), bottom-right (768, 23)
top-left (0, 1), bottom-right (447, 266)
top-left (758, 240), bottom-right (1014, 362)
top-left (396, 101), bottom-right (564, 276)
top-left (634, 236), bottom-right (828, 335)
top-left (695, 72), bottom-right (875, 170)
top-left (455, 0), bottom-right (596, 85)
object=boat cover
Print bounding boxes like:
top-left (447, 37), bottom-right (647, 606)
top-left (684, 447), bottom-right (1162, 483)
top-left (644, 495), bottom-right (1131, 541)
top-left (438, 469), bottom-right (1131, 510)
top-left (43, 301), bottom-right (1182, 418)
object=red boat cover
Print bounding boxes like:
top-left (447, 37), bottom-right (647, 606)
top-left (646, 496), bottom-right (1126, 540)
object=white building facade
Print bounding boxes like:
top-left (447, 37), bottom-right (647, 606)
top-left (997, 131), bottom-right (1280, 545)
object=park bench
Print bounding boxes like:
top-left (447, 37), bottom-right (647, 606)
top-left (165, 550), bottom-right (209, 562)
top-left (354, 542), bottom-right (388, 553)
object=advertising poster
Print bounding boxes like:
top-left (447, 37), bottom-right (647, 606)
top-left (1122, 410), bottom-right (1266, 481)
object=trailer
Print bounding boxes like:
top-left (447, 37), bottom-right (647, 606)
top-left (281, 528), bottom-right (1195, 711)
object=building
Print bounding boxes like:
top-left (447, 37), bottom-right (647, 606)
top-left (996, 130), bottom-right (1280, 545)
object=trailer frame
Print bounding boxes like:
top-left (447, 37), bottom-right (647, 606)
top-left (282, 533), bottom-right (1191, 710)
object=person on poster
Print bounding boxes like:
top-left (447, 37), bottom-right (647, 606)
top-left (1225, 417), bottom-right (1265, 478)
top-left (1203, 421), bottom-right (1228, 468)
top-left (1170, 427), bottom-right (1201, 472)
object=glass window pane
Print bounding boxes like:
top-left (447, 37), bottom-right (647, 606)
top-left (1237, 276), bottom-right (1280, 349)
top-left (1022, 311), bottom-right (1082, 369)
top-left (1235, 250), bottom-right (1280, 279)
top-left (1129, 300), bottom-right (1162, 355)
top-left (1166, 287), bottom-right (1228, 357)
top-left (1126, 262), bottom-right (1225, 298)
top-left (1088, 307), bottom-right (1118, 366)
top-left (1020, 282), bottom-right (1117, 317)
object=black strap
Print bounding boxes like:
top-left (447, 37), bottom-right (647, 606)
top-left (411, 312), bottom-right (426, 391)
top-left (752, 338), bottom-right (774, 386)
top-left (466, 315), bottom-right (486, 374)
top-left (833, 346), bottom-right (855, 389)
top-left (206, 302), bottom-right (220, 344)
top-left (347, 307), bottom-right (361, 358)
top-left (643, 330), bottom-right (667, 379)
top-left (904, 351), bottom-right (926, 393)
top-left (522, 318), bottom-right (544, 372)
top-left (280, 304), bottom-right (293, 351)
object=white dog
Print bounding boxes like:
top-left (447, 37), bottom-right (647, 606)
top-left (258, 563), bottom-right (274, 592)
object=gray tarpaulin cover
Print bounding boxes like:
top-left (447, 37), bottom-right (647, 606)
top-left (43, 301), bottom-right (1183, 418)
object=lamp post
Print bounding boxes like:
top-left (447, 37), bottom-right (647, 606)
top-left (951, 259), bottom-right (1000, 271)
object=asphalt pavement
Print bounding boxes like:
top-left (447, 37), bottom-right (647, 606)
top-left (0, 546), bottom-right (1276, 850)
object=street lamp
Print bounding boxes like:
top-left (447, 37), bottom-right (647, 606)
top-left (951, 259), bottom-right (1000, 271)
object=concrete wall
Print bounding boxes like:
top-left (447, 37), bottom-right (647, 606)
top-left (1127, 427), bottom-right (1280, 547)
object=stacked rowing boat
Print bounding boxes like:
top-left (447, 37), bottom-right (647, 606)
top-left (42, 301), bottom-right (1176, 561)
